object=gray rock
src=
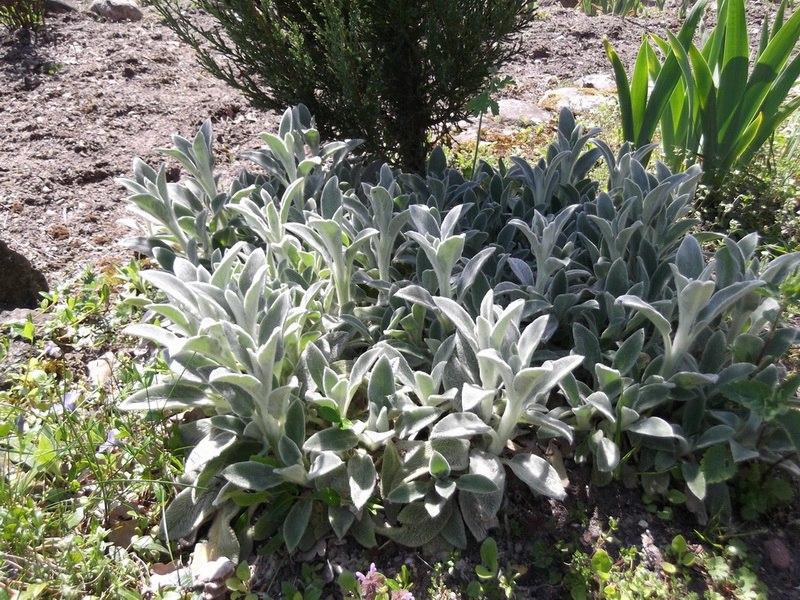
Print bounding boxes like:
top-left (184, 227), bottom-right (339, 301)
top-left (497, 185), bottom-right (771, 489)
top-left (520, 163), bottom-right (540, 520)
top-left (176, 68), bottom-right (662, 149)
top-left (44, 0), bottom-right (78, 12)
top-left (90, 0), bottom-right (143, 21)
top-left (539, 87), bottom-right (615, 113)
top-left (193, 557), bottom-right (236, 600)
top-left (493, 98), bottom-right (551, 126)
top-left (577, 73), bottom-right (616, 93)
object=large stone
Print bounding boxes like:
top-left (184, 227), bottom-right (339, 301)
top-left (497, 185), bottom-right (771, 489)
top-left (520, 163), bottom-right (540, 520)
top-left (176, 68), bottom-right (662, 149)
top-left (539, 87), bottom-right (615, 113)
top-left (0, 240), bottom-right (48, 310)
top-left (576, 73), bottom-right (617, 93)
top-left (492, 98), bottom-right (551, 126)
top-left (44, 0), bottom-right (78, 12)
top-left (90, 0), bottom-right (143, 21)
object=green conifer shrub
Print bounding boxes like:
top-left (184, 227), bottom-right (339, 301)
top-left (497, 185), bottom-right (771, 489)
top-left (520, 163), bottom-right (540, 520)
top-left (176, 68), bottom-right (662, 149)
top-left (151, 0), bottom-right (533, 171)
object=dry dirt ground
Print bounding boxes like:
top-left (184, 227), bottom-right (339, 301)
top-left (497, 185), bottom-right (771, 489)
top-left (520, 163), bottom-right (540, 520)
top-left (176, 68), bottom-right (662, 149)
top-left (0, 0), bottom-right (779, 297)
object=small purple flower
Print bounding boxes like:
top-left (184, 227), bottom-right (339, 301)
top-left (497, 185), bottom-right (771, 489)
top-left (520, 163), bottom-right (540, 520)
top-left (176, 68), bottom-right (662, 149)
top-left (390, 591), bottom-right (415, 600)
top-left (98, 428), bottom-right (120, 453)
top-left (54, 390), bottom-right (79, 414)
top-left (15, 414), bottom-right (25, 433)
top-left (356, 563), bottom-right (382, 600)
top-left (62, 391), bottom-right (78, 412)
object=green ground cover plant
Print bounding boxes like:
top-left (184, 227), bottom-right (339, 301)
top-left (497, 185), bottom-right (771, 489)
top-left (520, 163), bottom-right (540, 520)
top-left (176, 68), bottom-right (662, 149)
top-left (116, 104), bottom-right (800, 566)
top-left (0, 0), bottom-right (44, 30)
top-left (0, 265), bottom-right (179, 598)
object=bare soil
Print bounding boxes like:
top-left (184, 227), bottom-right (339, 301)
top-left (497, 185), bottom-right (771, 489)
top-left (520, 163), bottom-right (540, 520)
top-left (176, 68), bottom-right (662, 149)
top-left (0, 0), bottom-right (779, 292)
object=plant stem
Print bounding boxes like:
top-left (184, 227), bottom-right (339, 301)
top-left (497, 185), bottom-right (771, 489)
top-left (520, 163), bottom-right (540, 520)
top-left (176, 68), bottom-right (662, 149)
top-left (471, 112), bottom-right (484, 177)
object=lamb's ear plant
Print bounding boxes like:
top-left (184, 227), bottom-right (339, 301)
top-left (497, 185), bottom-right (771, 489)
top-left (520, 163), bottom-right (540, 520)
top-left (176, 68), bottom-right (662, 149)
top-left (119, 104), bottom-right (800, 559)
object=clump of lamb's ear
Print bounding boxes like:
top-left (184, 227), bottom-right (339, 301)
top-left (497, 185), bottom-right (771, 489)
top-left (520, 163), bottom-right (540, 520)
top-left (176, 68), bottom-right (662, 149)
top-left (119, 105), bottom-right (800, 558)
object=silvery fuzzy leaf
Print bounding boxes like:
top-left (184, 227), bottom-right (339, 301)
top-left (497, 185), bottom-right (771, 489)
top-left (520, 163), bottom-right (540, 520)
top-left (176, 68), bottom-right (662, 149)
top-left (430, 412), bottom-right (492, 439)
top-left (433, 296), bottom-right (478, 352)
top-left (517, 315), bottom-right (550, 367)
top-left (677, 280), bottom-right (715, 326)
top-left (455, 474), bottom-right (499, 494)
top-left (308, 452), bottom-right (344, 480)
top-left (409, 204), bottom-right (441, 237)
top-left (179, 427), bottom-right (231, 474)
top-left (208, 369), bottom-right (262, 399)
top-left (489, 299), bottom-right (525, 350)
top-left (206, 503), bottom-right (241, 561)
top-left (613, 329), bottom-right (644, 375)
top-left (424, 490), bottom-right (448, 518)
top-left (505, 453), bottom-right (566, 500)
top-left (669, 372), bottom-right (718, 388)
top-left (348, 453), bottom-right (377, 511)
top-left (509, 366), bottom-right (547, 404)
top-left (676, 235), bottom-right (705, 279)
top-left (592, 432), bottom-right (620, 473)
top-left (396, 406), bottom-right (440, 438)
top-left (595, 364), bottom-right (622, 394)
top-left (123, 323), bottom-right (180, 354)
top-left (273, 464), bottom-right (308, 485)
top-left (328, 506), bottom-right (355, 540)
top-left (681, 461), bottom-right (706, 500)
top-left (222, 461), bottom-right (283, 490)
top-left (605, 258), bottom-right (629, 296)
top-left (285, 399), bottom-right (306, 449)
top-left (617, 295), bottom-right (672, 341)
top-left (195, 438), bottom-right (264, 493)
top-left (729, 440), bottom-right (760, 463)
top-left (368, 356), bottom-right (395, 407)
top-left (461, 383), bottom-right (494, 416)
top-left (278, 435), bottom-right (302, 466)
top-left (387, 480), bottom-right (430, 504)
top-left (457, 247), bottom-right (496, 302)
top-left (303, 428), bottom-right (359, 453)
top-left (435, 478), bottom-right (458, 499)
top-left (478, 349), bottom-right (514, 390)
top-left (508, 257), bottom-right (534, 286)
top-left (358, 428), bottom-right (397, 450)
top-left (459, 451), bottom-right (505, 541)
top-left (380, 500), bottom-right (453, 547)
top-left (572, 323), bottom-right (601, 372)
top-left (380, 441), bottom-right (403, 497)
top-left (441, 204), bottom-right (472, 238)
top-left (394, 284), bottom-right (437, 311)
top-left (320, 176), bottom-right (342, 219)
top-left (440, 506), bottom-right (468, 549)
top-left (627, 416), bottom-right (677, 438)
top-left (283, 498), bottom-right (313, 552)
top-left (760, 251), bottom-right (800, 284)
top-left (525, 410), bottom-right (574, 443)
top-left (120, 381), bottom-right (213, 412)
top-left (697, 280), bottom-right (765, 327)
top-left (585, 391), bottom-right (615, 424)
top-left (142, 270), bottom-right (198, 309)
top-left (429, 451), bottom-right (451, 479)
top-left (303, 343), bottom-right (328, 391)
top-left (633, 384), bottom-right (671, 413)
top-left (399, 439), bottom-right (470, 481)
top-left (161, 486), bottom-right (217, 543)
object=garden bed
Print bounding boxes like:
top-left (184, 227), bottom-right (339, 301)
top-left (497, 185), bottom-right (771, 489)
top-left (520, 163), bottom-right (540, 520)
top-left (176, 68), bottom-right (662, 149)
top-left (2, 1), bottom-right (800, 599)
